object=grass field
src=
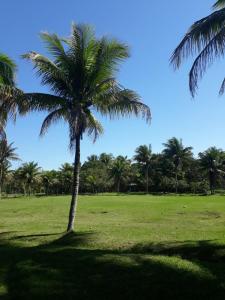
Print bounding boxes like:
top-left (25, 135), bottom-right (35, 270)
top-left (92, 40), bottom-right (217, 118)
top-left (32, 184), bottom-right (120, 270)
top-left (0, 194), bottom-right (225, 299)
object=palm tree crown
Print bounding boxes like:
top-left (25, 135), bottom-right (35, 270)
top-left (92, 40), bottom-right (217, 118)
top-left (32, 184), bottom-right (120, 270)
top-left (171, 1), bottom-right (225, 96)
top-left (163, 138), bottom-right (193, 167)
top-left (21, 24), bottom-right (151, 148)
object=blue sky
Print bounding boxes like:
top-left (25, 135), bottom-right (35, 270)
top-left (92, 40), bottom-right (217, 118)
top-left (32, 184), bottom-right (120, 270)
top-left (2, 0), bottom-right (225, 169)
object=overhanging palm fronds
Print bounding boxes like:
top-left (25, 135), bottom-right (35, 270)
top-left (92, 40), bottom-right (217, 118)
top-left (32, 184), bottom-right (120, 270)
top-left (213, 0), bottom-right (225, 10)
top-left (171, 2), bottom-right (225, 96)
top-left (0, 54), bottom-right (16, 86)
top-left (0, 54), bottom-right (17, 136)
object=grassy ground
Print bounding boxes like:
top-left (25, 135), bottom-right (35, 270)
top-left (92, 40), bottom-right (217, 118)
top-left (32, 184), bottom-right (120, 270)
top-left (0, 194), bottom-right (225, 299)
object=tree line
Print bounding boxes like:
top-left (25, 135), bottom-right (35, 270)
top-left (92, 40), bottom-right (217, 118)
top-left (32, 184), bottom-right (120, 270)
top-left (1, 137), bottom-right (225, 197)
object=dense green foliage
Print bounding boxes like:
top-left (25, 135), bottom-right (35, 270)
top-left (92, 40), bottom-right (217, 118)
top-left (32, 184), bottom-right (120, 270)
top-left (0, 194), bottom-right (224, 299)
top-left (2, 137), bottom-right (225, 196)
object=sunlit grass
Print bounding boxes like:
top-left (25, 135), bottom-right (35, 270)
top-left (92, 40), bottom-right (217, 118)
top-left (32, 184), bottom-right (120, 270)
top-left (0, 194), bottom-right (224, 299)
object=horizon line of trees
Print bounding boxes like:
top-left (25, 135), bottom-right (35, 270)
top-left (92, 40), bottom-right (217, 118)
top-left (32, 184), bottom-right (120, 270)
top-left (1, 136), bottom-right (225, 197)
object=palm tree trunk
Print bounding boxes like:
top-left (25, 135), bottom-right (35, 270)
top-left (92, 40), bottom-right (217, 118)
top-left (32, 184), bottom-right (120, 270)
top-left (0, 166), bottom-right (2, 199)
top-left (145, 165), bottom-right (149, 194)
top-left (67, 136), bottom-right (81, 232)
top-left (117, 179), bottom-right (120, 193)
top-left (175, 172), bottom-right (178, 194)
top-left (209, 171), bottom-right (214, 195)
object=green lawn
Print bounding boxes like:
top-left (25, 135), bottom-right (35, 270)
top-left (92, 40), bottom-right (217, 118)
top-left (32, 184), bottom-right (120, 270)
top-left (0, 194), bottom-right (225, 299)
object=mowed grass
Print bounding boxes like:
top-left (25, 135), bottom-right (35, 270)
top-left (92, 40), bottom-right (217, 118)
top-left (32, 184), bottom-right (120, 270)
top-left (0, 194), bottom-right (225, 299)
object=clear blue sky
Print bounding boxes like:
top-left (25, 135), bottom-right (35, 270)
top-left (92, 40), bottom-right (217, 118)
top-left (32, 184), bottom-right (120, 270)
top-left (2, 0), bottom-right (225, 169)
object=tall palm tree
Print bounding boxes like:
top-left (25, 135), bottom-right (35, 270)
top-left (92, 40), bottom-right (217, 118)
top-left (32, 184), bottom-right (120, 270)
top-left (171, 1), bottom-right (225, 96)
top-left (0, 54), bottom-right (16, 138)
top-left (19, 24), bottom-right (151, 231)
top-left (162, 137), bottom-right (193, 193)
top-left (0, 138), bottom-right (19, 198)
top-left (109, 156), bottom-right (131, 193)
top-left (18, 162), bottom-right (41, 196)
top-left (199, 147), bottom-right (225, 194)
top-left (133, 145), bottom-right (152, 193)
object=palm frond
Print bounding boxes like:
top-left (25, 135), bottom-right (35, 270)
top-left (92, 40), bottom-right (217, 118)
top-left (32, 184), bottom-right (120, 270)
top-left (23, 93), bottom-right (65, 111)
top-left (170, 8), bottom-right (225, 69)
top-left (86, 111), bottom-right (104, 142)
top-left (189, 27), bottom-right (225, 96)
top-left (213, 0), bottom-right (225, 10)
top-left (22, 52), bottom-right (69, 97)
top-left (0, 86), bottom-right (25, 123)
top-left (95, 87), bottom-right (151, 123)
top-left (40, 32), bottom-right (67, 60)
top-left (219, 76), bottom-right (225, 94)
top-left (0, 53), bottom-right (16, 86)
top-left (40, 108), bottom-right (66, 136)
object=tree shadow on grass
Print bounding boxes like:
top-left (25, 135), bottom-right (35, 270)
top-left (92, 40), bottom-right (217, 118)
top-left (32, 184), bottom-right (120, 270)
top-left (0, 232), bottom-right (224, 300)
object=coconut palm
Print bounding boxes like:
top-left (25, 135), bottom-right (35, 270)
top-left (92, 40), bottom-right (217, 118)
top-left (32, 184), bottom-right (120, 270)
top-left (0, 138), bottom-right (19, 197)
top-left (18, 162), bottom-right (41, 196)
top-left (199, 147), bottom-right (225, 194)
top-left (99, 153), bottom-right (114, 166)
top-left (19, 24), bottom-right (150, 231)
top-left (59, 163), bottom-right (73, 194)
top-left (109, 156), bottom-right (131, 193)
top-left (171, 1), bottom-right (225, 96)
top-left (134, 145), bottom-right (152, 193)
top-left (0, 54), bottom-right (17, 138)
top-left (162, 138), bottom-right (193, 193)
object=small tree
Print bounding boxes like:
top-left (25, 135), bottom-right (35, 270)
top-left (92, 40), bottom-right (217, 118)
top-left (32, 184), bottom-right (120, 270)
top-left (199, 147), bottom-right (225, 194)
top-left (134, 145), bottom-right (152, 193)
top-left (18, 162), bottom-right (41, 196)
top-left (162, 138), bottom-right (193, 194)
top-left (109, 156), bottom-right (131, 193)
top-left (0, 138), bottom-right (19, 198)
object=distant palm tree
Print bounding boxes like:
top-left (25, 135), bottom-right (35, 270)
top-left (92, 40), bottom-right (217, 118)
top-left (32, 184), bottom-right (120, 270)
top-left (19, 24), bottom-right (151, 231)
top-left (18, 162), bottom-right (41, 196)
top-left (199, 147), bottom-right (225, 194)
top-left (171, 1), bottom-right (225, 96)
top-left (59, 163), bottom-right (73, 194)
top-left (99, 153), bottom-right (114, 166)
top-left (109, 156), bottom-right (131, 193)
top-left (0, 53), bottom-right (16, 138)
top-left (134, 145), bottom-right (152, 193)
top-left (0, 139), bottom-right (19, 197)
top-left (163, 138), bottom-right (193, 193)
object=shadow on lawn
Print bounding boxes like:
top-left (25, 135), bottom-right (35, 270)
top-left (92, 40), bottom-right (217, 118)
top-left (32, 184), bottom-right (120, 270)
top-left (0, 232), bottom-right (224, 300)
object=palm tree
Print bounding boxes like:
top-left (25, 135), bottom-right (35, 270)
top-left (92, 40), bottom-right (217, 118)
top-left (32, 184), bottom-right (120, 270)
top-left (99, 153), bottom-right (114, 166)
top-left (59, 163), bottom-right (73, 194)
top-left (171, 1), bottom-right (225, 96)
top-left (0, 138), bottom-right (19, 198)
top-left (19, 24), bottom-right (151, 231)
top-left (199, 147), bottom-right (225, 194)
top-left (109, 156), bottom-right (131, 193)
top-left (162, 138), bottom-right (193, 193)
top-left (18, 162), bottom-right (41, 196)
top-left (134, 145), bottom-right (152, 193)
top-left (0, 54), bottom-right (16, 138)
